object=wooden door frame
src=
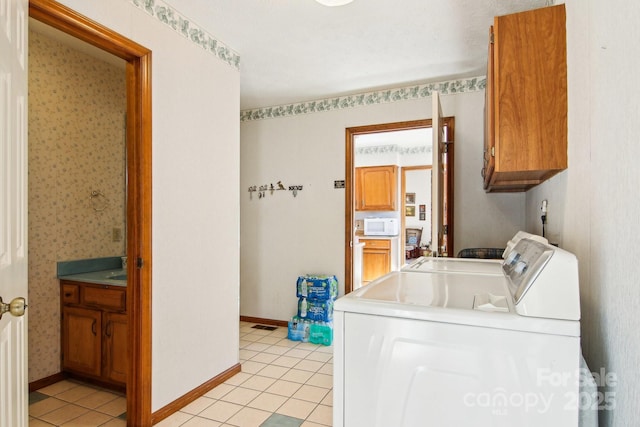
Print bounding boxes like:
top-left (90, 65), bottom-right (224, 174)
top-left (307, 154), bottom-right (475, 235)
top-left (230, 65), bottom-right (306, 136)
top-left (345, 118), bottom-right (454, 294)
top-left (29, 1), bottom-right (153, 425)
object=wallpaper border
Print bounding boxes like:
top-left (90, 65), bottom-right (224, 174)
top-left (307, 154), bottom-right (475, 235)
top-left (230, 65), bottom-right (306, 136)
top-left (356, 145), bottom-right (431, 156)
top-left (129, 0), bottom-right (240, 70)
top-left (240, 76), bottom-right (486, 122)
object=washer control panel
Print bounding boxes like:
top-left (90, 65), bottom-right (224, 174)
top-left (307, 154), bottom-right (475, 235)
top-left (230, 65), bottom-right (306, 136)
top-left (501, 237), bottom-right (580, 320)
top-left (503, 239), bottom-right (554, 304)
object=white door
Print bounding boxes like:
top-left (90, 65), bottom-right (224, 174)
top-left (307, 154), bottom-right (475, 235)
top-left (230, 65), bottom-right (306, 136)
top-left (0, 0), bottom-right (29, 426)
top-left (431, 91), bottom-right (445, 256)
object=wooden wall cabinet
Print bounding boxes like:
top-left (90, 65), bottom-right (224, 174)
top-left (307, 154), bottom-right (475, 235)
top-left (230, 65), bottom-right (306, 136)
top-left (362, 239), bottom-right (391, 285)
top-left (60, 281), bottom-right (127, 389)
top-left (483, 4), bottom-right (567, 192)
top-left (355, 165), bottom-right (398, 211)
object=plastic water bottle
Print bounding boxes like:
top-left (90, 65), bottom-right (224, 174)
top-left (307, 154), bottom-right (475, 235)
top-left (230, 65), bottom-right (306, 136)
top-left (300, 297), bottom-right (307, 318)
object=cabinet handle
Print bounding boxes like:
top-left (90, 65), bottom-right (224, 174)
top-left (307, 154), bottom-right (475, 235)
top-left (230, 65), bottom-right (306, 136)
top-left (91, 319), bottom-right (97, 336)
top-left (105, 321), bottom-right (112, 338)
top-left (64, 293), bottom-right (72, 297)
top-left (481, 167), bottom-right (486, 178)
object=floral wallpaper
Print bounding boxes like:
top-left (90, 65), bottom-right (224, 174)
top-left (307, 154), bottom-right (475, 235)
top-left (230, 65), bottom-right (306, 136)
top-left (28, 31), bottom-right (126, 382)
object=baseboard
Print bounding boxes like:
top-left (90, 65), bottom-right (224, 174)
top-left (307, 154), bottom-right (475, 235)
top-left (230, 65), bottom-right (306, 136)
top-left (29, 372), bottom-right (67, 392)
top-left (151, 363), bottom-right (241, 425)
top-left (240, 316), bottom-right (288, 327)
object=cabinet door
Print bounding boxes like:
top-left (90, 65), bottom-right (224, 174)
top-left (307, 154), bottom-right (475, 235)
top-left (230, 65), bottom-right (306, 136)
top-left (485, 4), bottom-right (567, 191)
top-left (362, 249), bottom-right (391, 283)
top-left (356, 166), bottom-right (398, 211)
top-left (62, 306), bottom-right (102, 377)
top-left (483, 25), bottom-right (495, 189)
top-left (362, 240), bottom-right (391, 283)
top-left (104, 312), bottom-right (128, 385)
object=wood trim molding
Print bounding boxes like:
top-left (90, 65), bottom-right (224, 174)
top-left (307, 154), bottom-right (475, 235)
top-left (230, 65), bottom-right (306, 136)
top-left (151, 364), bottom-right (242, 425)
top-left (444, 117), bottom-right (455, 256)
top-left (345, 118), bottom-right (455, 291)
top-left (344, 120), bottom-right (430, 295)
top-left (240, 316), bottom-right (289, 327)
top-left (29, 373), bottom-right (67, 393)
top-left (29, 1), bottom-right (153, 425)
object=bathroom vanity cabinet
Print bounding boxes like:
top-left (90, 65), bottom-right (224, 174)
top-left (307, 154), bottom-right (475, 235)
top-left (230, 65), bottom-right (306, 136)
top-left (60, 280), bottom-right (127, 388)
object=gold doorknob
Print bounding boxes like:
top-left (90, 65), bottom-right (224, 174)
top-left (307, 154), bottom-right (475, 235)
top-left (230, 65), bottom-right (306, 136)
top-left (0, 296), bottom-right (27, 320)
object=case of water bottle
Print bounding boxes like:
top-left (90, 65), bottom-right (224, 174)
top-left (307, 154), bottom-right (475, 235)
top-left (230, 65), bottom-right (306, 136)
top-left (296, 275), bottom-right (338, 300)
top-left (288, 274), bottom-right (337, 345)
top-left (297, 297), bottom-right (334, 322)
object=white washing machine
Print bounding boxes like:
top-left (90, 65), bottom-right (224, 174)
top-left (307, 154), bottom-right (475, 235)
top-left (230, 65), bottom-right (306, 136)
top-left (403, 231), bottom-right (548, 276)
top-left (403, 256), bottom-right (504, 275)
top-left (334, 236), bottom-right (582, 427)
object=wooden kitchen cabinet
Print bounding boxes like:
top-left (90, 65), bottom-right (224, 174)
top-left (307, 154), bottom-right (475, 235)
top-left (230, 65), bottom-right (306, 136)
top-left (483, 4), bottom-right (567, 192)
top-left (355, 165), bottom-right (398, 211)
top-left (362, 239), bottom-right (391, 285)
top-left (60, 280), bottom-right (127, 389)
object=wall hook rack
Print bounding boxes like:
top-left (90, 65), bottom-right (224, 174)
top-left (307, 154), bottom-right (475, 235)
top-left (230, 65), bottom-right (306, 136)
top-left (289, 185), bottom-right (303, 197)
top-left (248, 181), bottom-right (303, 199)
top-left (248, 185), bottom-right (257, 200)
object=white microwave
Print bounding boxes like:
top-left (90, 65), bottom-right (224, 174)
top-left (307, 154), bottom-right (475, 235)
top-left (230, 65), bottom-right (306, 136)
top-left (364, 218), bottom-right (399, 236)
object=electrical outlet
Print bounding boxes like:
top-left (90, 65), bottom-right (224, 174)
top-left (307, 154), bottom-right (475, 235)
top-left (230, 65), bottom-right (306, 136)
top-left (112, 227), bottom-right (122, 242)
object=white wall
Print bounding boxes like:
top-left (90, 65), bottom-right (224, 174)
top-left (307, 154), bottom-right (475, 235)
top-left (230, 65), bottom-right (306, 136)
top-left (526, 1), bottom-right (640, 425)
top-left (55, 0), bottom-right (240, 411)
top-left (405, 168), bottom-right (431, 246)
top-left (240, 90), bottom-right (525, 321)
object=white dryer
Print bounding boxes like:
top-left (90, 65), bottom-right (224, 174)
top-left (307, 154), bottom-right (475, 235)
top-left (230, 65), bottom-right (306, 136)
top-left (334, 236), bottom-right (581, 427)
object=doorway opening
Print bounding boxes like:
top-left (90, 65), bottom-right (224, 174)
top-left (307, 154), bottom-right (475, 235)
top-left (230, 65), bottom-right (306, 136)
top-left (401, 165), bottom-right (432, 263)
top-left (344, 118), bottom-right (454, 294)
top-left (29, 0), bottom-right (152, 424)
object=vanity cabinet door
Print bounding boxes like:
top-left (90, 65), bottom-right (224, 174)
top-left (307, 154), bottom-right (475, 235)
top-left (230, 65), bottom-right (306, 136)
top-left (104, 312), bottom-right (128, 385)
top-left (62, 306), bottom-right (102, 377)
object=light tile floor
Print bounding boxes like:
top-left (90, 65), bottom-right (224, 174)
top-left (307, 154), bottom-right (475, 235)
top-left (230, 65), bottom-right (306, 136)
top-left (156, 321), bottom-right (333, 427)
top-left (29, 380), bottom-right (126, 426)
top-left (29, 321), bottom-right (333, 427)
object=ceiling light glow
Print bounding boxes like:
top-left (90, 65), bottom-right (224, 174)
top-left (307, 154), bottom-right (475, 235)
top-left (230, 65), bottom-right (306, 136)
top-left (315, 0), bottom-right (354, 6)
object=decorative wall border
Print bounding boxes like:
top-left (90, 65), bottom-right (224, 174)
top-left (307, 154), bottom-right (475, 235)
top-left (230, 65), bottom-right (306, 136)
top-left (356, 145), bottom-right (431, 156)
top-left (240, 76), bottom-right (486, 122)
top-left (128, 0), bottom-right (240, 69)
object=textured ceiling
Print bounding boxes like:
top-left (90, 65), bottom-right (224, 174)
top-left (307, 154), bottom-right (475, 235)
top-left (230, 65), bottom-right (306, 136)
top-left (168, 0), bottom-right (550, 109)
top-left (30, 0), bottom-right (552, 110)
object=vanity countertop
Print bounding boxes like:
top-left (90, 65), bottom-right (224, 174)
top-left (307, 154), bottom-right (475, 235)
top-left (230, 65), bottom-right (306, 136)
top-left (57, 256), bottom-right (127, 287)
